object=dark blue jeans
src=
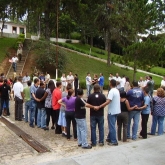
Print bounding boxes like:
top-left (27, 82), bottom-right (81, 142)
top-left (90, 116), bottom-right (104, 145)
top-left (0, 98), bottom-right (10, 116)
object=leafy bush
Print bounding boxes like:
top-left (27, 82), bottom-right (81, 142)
top-left (95, 50), bottom-right (105, 55)
top-left (70, 32), bottom-right (81, 40)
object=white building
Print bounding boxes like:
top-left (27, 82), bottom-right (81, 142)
top-left (0, 21), bottom-right (26, 38)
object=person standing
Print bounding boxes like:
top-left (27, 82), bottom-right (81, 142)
top-left (45, 80), bottom-right (55, 129)
top-left (0, 79), bottom-right (11, 117)
top-left (124, 77), bottom-right (131, 92)
top-left (147, 76), bottom-right (154, 97)
top-left (74, 74), bottom-right (79, 96)
top-left (52, 81), bottom-right (62, 134)
top-left (45, 72), bottom-right (50, 88)
top-left (87, 84), bottom-right (106, 146)
top-left (12, 55), bottom-right (18, 72)
top-left (86, 73), bottom-right (92, 97)
top-left (58, 89), bottom-right (77, 140)
top-left (115, 73), bottom-right (122, 90)
top-left (23, 80), bottom-right (31, 122)
top-left (29, 78), bottom-right (40, 127)
top-left (98, 73), bottom-right (104, 94)
top-left (61, 73), bottom-right (67, 91)
top-left (138, 77), bottom-right (144, 89)
top-left (22, 72), bottom-right (30, 88)
top-left (138, 87), bottom-right (151, 139)
top-left (99, 79), bottom-right (121, 146)
top-left (75, 89), bottom-right (92, 149)
top-left (160, 76), bottom-right (165, 90)
top-left (150, 88), bottom-right (165, 136)
top-left (17, 47), bottom-right (23, 62)
top-left (66, 72), bottom-right (74, 87)
top-left (12, 76), bottom-right (24, 121)
top-left (127, 81), bottom-right (144, 140)
top-left (36, 81), bottom-right (48, 130)
top-left (117, 91), bottom-right (137, 142)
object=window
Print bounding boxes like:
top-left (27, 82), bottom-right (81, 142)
top-left (4, 25), bottom-right (7, 29)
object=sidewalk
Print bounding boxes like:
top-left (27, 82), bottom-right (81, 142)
top-left (11, 134), bottom-right (164, 165)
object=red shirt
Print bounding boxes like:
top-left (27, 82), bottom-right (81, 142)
top-left (52, 88), bottom-right (62, 110)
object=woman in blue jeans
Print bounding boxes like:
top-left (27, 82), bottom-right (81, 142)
top-left (150, 88), bottom-right (165, 135)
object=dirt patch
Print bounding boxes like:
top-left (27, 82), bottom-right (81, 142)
top-left (22, 51), bottom-right (37, 76)
top-left (0, 48), bottom-right (16, 74)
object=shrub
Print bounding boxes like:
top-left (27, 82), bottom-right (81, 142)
top-left (95, 50), bottom-right (105, 55)
top-left (70, 32), bottom-right (81, 40)
top-left (66, 39), bottom-right (72, 43)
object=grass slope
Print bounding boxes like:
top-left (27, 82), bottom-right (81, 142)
top-left (59, 42), bottom-right (165, 77)
top-left (61, 50), bottom-right (162, 89)
top-left (0, 38), bottom-right (17, 62)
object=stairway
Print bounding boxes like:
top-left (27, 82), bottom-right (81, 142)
top-left (7, 39), bottom-right (32, 78)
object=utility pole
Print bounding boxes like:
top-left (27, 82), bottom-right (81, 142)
top-left (56, 0), bottom-right (59, 79)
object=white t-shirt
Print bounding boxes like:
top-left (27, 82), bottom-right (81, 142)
top-left (22, 76), bottom-right (30, 87)
top-left (61, 76), bottom-right (67, 86)
top-left (45, 74), bottom-right (50, 84)
top-left (12, 57), bottom-right (18, 63)
top-left (108, 76), bottom-right (115, 81)
top-left (115, 77), bottom-right (122, 89)
top-left (67, 75), bottom-right (74, 84)
top-left (107, 88), bottom-right (121, 115)
top-left (143, 80), bottom-right (149, 87)
top-left (138, 81), bottom-right (144, 88)
top-left (161, 80), bottom-right (165, 87)
top-left (86, 76), bottom-right (91, 85)
top-left (120, 77), bottom-right (126, 88)
top-left (13, 82), bottom-right (23, 99)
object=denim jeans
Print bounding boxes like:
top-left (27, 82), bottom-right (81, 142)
top-left (37, 108), bottom-right (46, 128)
top-left (86, 85), bottom-right (91, 97)
top-left (90, 116), bottom-right (104, 145)
top-left (107, 114), bottom-right (118, 144)
top-left (25, 100), bottom-right (31, 122)
top-left (75, 118), bottom-right (88, 147)
top-left (0, 98), bottom-right (10, 116)
top-left (151, 115), bottom-right (165, 135)
top-left (29, 99), bottom-right (36, 126)
top-left (12, 62), bottom-right (17, 72)
top-left (127, 111), bottom-right (141, 140)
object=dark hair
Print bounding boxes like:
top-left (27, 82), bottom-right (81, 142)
top-left (75, 74), bottom-right (78, 77)
top-left (34, 78), bottom-right (39, 84)
top-left (56, 81), bottom-right (61, 87)
top-left (120, 91), bottom-right (126, 98)
top-left (27, 80), bottom-right (31, 86)
top-left (40, 81), bottom-right (44, 87)
top-left (3, 79), bottom-right (7, 84)
top-left (132, 81), bottom-right (138, 87)
top-left (48, 80), bottom-right (55, 93)
top-left (143, 87), bottom-right (149, 94)
top-left (126, 77), bottom-right (130, 82)
top-left (94, 84), bottom-right (100, 92)
top-left (66, 83), bottom-right (72, 90)
top-left (110, 79), bottom-right (116, 87)
top-left (149, 76), bottom-right (152, 79)
top-left (18, 76), bottom-right (22, 82)
top-left (67, 89), bottom-right (74, 100)
top-left (77, 89), bottom-right (84, 96)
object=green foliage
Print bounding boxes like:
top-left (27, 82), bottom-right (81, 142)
top-left (65, 40), bottom-right (72, 43)
top-left (70, 32), bottom-right (81, 40)
top-left (0, 38), bottom-right (17, 62)
top-left (32, 41), bottom-right (66, 75)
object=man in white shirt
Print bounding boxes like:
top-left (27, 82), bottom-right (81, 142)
top-left (17, 47), bottom-right (23, 62)
top-left (22, 72), bottom-right (30, 87)
top-left (115, 73), bottom-right (122, 90)
top-left (120, 75), bottom-right (126, 91)
top-left (13, 76), bottom-right (24, 121)
top-left (86, 73), bottom-right (92, 97)
top-left (138, 77), bottom-right (144, 89)
top-left (98, 79), bottom-right (121, 146)
top-left (45, 72), bottom-right (50, 88)
top-left (61, 73), bottom-right (67, 91)
top-left (12, 55), bottom-right (18, 72)
top-left (143, 76), bottom-right (149, 87)
top-left (66, 72), bottom-right (74, 86)
top-left (160, 76), bottom-right (165, 90)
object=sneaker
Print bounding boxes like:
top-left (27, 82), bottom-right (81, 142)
top-left (62, 133), bottom-right (67, 137)
top-left (43, 127), bottom-right (49, 131)
top-left (78, 144), bottom-right (82, 147)
top-left (106, 139), bottom-right (110, 143)
top-left (51, 126), bottom-right (55, 129)
top-left (108, 142), bottom-right (118, 146)
top-left (91, 143), bottom-right (96, 147)
top-left (29, 124), bottom-right (34, 128)
top-left (99, 143), bottom-right (104, 146)
top-left (82, 145), bottom-right (92, 149)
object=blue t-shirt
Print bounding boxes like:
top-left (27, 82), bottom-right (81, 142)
top-left (126, 87), bottom-right (144, 108)
top-left (142, 95), bottom-right (150, 114)
top-left (99, 76), bottom-right (104, 87)
top-left (30, 84), bottom-right (38, 100)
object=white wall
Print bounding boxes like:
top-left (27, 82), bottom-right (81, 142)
top-left (50, 38), bottom-right (80, 43)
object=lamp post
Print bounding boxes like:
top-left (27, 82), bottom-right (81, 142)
top-left (56, 0), bottom-right (59, 79)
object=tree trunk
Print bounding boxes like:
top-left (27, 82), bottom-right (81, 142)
top-left (90, 35), bottom-right (93, 47)
top-left (38, 15), bottom-right (41, 38)
top-left (44, 10), bottom-right (50, 40)
top-left (133, 55), bottom-right (137, 81)
top-left (107, 39), bottom-right (111, 66)
top-left (1, 19), bottom-right (5, 37)
top-left (104, 31), bottom-right (108, 51)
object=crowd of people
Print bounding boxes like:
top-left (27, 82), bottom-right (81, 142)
top-left (0, 71), bottom-right (165, 150)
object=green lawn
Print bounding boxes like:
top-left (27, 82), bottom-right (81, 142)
top-left (0, 38), bottom-right (17, 62)
top-left (61, 48), bottom-right (162, 89)
top-left (150, 67), bottom-right (165, 76)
